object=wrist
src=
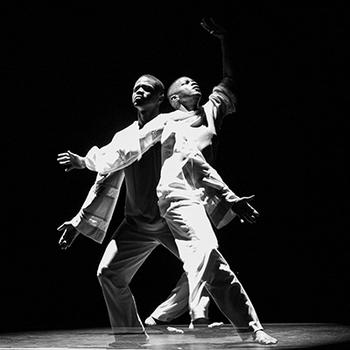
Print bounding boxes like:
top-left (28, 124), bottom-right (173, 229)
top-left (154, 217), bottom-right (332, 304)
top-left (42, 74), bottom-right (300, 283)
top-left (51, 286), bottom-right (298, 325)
top-left (80, 156), bottom-right (87, 168)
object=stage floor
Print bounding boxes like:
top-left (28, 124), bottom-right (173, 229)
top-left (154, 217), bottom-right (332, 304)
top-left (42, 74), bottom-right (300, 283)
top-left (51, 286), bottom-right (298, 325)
top-left (1, 323), bottom-right (350, 349)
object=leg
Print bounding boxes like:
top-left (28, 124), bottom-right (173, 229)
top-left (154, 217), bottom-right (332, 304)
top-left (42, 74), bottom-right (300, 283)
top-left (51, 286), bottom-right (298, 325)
top-left (145, 229), bottom-right (210, 325)
top-left (163, 201), bottom-right (218, 324)
top-left (164, 201), bottom-right (277, 344)
top-left (203, 249), bottom-right (262, 332)
top-left (203, 249), bottom-right (277, 344)
top-left (145, 272), bottom-right (189, 324)
top-left (97, 220), bottom-right (157, 336)
top-left (146, 272), bottom-right (210, 325)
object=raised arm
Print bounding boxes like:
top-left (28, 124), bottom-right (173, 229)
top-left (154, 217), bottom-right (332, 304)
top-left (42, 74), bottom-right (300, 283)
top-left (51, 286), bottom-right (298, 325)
top-left (199, 17), bottom-right (237, 135)
top-left (201, 17), bottom-right (234, 81)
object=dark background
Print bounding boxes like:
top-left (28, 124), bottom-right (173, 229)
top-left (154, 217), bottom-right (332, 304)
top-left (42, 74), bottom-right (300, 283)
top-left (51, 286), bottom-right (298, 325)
top-left (1, 5), bottom-right (348, 333)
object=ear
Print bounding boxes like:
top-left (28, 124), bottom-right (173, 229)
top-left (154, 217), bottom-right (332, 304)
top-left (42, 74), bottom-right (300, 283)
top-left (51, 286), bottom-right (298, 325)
top-left (158, 93), bottom-right (164, 105)
top-left (170, 95), bottom-right (180, 109)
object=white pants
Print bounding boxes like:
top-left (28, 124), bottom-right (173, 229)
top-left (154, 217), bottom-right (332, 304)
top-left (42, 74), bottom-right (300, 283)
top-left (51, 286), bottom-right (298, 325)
top-left (150, 272), bottom-right (210, 322)
top-left (162, 199), bottom-right (263, 335)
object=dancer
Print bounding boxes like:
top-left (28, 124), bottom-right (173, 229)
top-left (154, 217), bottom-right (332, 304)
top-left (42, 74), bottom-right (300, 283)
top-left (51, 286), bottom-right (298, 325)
top-left (57, 74), bottom-right (215, 340)
top-left (145, 18), bottom-right (277, 345)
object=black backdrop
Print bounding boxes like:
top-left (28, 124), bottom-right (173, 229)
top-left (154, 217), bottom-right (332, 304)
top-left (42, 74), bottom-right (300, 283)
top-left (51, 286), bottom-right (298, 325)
top-left (1, 5), bottom-right (348, 333)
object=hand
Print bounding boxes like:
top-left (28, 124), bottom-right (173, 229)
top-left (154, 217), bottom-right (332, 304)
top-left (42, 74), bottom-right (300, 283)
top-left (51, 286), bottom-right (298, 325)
top-left (200, 17), bottom-right (227, 39)
top-left (57, 150), bottom-right (86, 172)
top-left (57, 222), bottom-right (80, 250)
top-left (230, 195), bottom-right (260, 224)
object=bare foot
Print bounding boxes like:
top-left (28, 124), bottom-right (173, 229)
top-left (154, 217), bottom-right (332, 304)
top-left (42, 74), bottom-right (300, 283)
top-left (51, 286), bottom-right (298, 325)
top-left (166, 326), bottom-right (184, 334)
top-left (208, 322), bottom-right (224, 328)
top-left (144, 316), bottom-right (157, 326)
top-left (144, 316), bottom-right (169, 327)
top-left (253, 330), bottom-right (278, 345)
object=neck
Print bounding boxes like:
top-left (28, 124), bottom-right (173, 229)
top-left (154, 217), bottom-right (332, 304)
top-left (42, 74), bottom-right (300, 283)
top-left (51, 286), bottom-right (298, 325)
top-left (137, 106), bottom-right (160, 127)
top-left (179, 96), bottom-right (200, 111)
top-left (178, 102), bottom-right (199, 112)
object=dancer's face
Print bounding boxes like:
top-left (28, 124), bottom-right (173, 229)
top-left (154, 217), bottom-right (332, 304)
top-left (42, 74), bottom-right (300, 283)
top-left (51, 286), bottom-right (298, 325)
top-left (132, 76), bottom-right (163, 109)
top-left (168, 76), bottom-right (202, 110)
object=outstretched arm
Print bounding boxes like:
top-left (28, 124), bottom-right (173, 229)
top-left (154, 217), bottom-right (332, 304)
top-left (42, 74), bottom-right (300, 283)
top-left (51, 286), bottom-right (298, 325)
top-left (190, 153), bottom-right (259, 225)
top-left (56, 122), bottom-right (154, 174)
top-left (56, 113), bottom-right (187, 175)
top-left (56, 121), bottom-right (142, 174)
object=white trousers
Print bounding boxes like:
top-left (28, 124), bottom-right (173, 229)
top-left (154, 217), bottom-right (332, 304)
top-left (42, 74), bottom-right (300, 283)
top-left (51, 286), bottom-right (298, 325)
top-left (162, 199), bottom-right (263, 335)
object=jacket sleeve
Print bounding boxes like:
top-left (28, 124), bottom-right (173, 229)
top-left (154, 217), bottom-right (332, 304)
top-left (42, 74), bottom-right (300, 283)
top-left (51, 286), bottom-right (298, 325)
top-left (68, 170), bottom-right (125, 244)
top-left (84, 121), bottom-right (142, 175)
top-left (84, 115), bottom-right (169, 175)
top-left (204, 77), bottom-right (237, 136)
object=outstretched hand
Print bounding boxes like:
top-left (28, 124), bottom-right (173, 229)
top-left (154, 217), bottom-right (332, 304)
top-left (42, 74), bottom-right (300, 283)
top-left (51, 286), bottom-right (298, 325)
top-left (57, 222), bottom-right (80, 250)
top-left (200, 17), bottom-right (227, 39)
top-left (57, 150), bottom-right (86, 172)
top-left (230, 195), bottom-right (260, 224)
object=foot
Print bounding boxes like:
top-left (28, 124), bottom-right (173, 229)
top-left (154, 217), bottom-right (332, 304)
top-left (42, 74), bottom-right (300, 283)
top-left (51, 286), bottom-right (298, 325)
top-left (166, 326), bottom-right (184, 334)
top-left (253, 330), bottom-right (278, 345)
top-left (145, 316), bottom-right (157, 326)
top-left (208, 321), bottom-right (224, 328)
top-left (144, 316), bottom-right (168, 327)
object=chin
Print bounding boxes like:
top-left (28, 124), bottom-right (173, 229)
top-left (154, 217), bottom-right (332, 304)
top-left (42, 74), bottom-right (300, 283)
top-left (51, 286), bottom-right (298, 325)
top-left (133, 100), bottom-right (143, 107)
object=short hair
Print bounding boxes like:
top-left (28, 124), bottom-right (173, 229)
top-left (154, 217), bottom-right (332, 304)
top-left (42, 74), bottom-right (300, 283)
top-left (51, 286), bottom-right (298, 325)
top-left (140, 74), bottom-right (165, 94)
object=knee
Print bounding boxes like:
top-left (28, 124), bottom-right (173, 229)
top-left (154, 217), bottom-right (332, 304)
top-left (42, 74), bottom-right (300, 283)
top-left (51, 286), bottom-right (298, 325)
top-left (204, 251), bottom-right (237, 285)
top-left (96, 264), bottom-right (130, 289)
top-left (96, 265), bottom-right (108, 280)
top-left (96, 264), bottom-right (116, 287)
top-left (96, 263), bottom-right (110, 280)
top-left (207, 262), bottom-right (237, 286)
